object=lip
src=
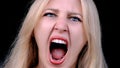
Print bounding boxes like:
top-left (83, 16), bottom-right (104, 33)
top-left (49, 36), bottom-right (68, 65)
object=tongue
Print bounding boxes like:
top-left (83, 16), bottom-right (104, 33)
top-left (52, 48), bottom-right (65, 60)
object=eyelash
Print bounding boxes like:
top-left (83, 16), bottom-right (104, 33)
top-left (43, 12), bottom-right (57, 17)
top-left (69, 16), bottom-right (82, 22)
top-left (43, 12), bottom-right (82, 22)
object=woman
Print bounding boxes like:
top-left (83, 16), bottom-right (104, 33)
top-left (3, 0), bottom-right (108, 68)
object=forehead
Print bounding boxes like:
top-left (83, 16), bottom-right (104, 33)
top-left (46, 0), bottom-right (82, 12)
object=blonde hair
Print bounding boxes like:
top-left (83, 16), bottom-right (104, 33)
top-left (78, 0), bottom-right (108, 68)
top-left (3, 0), bottom-right (108, 68)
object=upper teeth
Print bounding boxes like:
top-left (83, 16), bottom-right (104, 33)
top-left (52, 39), bottom-right (66, 44)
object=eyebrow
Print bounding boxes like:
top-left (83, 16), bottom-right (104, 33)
top-left (44, 8), bottom-right (83, 18)
top-left (44, 8), bottom-right (59, 13)
top-left (68, 12), bottom-right (83, 18)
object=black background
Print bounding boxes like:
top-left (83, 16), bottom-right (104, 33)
top-left (1, 0), bottom-right (119, 68)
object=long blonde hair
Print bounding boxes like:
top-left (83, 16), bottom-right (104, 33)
top-left (3, 0), bottom-right (107, 68)
top-left (78, 0), bottom-right (108, 68)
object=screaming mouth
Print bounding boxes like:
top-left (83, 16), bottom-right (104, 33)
top-left (49, 39), bottom-right (68, 64)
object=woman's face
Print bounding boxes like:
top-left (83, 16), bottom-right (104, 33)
top-left (34, 0), bottom-right (87, 67)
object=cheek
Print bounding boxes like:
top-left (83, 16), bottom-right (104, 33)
top-left (34, 19), bottom-right (55, 46)
top-left (70, 25), bottom-right (87, 49)
top-left (34, 18), bottom-right (55, 36)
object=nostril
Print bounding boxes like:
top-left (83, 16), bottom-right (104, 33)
top-left (63, 29), bottom-right (67, 32)
top-left (54, 27), bottom-right (58, 30)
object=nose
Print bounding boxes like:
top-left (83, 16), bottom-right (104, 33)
top-left (54, 18), bottom-right (68, 33)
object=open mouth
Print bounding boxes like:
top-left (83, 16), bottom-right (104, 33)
top-left (49, 38), bottom-right (68, 64)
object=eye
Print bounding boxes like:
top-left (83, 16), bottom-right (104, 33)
top-left (43, 12), bottom-right (57, 17)
top-left (69, 16), bottom-right (82, 22)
